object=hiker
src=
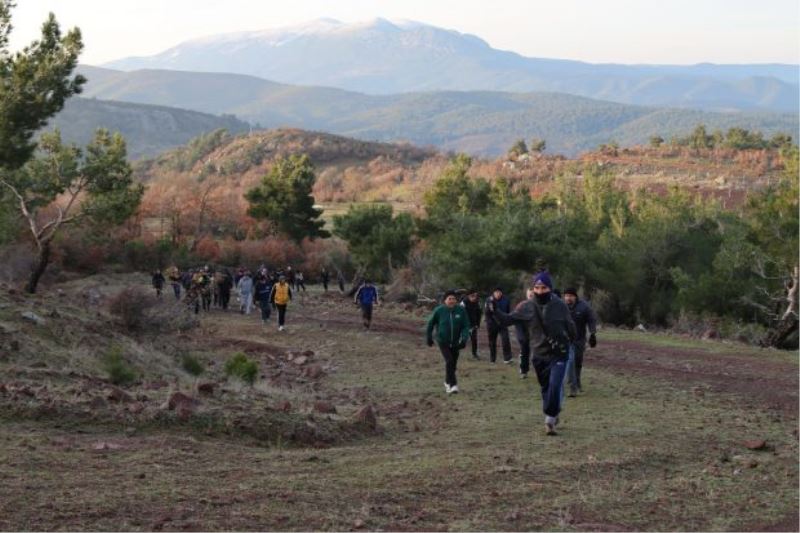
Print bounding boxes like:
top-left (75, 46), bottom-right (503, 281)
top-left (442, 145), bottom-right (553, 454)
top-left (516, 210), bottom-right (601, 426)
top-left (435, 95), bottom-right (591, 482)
top-left (460, 289), bottom-right (483, 360)
top-left (181, 269), bottom-right (193, 291)
top-left (286, 266), bottom-right (296, 291)
top-left (152, 269), bottom-right (165, 299)
top-left (218, 269), bottom-right (234, 311)
top-left (189, 270), bottom-right (207, 314)
top-left (237, 270), bottom-right (254, 315)
top-left (269, 275), bottom-right (293, 331)
top-left (484, 287), bottom-right (513, 364)
top-left (516, 287), bottom-right (534, 378)
top-left (321, 268), bottom-right (330, 291)
top-left (167, 266), bottom-right (182, 300)
top-left (296, 271), bottom-right (306, 292)
top-left (491, 272), bottom-right (576, 435)
top-left (563, 287), bottom-right (598, 396)
top-left (426, 290), bottom-right (472, 394)
top-left (200, 266), bottom-right (213, 311)
top-left (337, 270), bottom-right (346, 293)
top-left (254, 274), bottom-right (274, 324)
top-left (354, 279), bottom-right (380, 329)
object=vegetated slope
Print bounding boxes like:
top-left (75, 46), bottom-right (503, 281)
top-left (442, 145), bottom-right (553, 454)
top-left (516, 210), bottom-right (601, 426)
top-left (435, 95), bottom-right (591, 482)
top-left (45, 96), bottom-right (250, 159)
top-left (101, 18), bottom-right (799, 112)
top-left (77, 66), bottom-right (799, 157)
top-left (0, 276), bottom-right (797, 531)
top-left (135, 127), bottom-right (790, 216)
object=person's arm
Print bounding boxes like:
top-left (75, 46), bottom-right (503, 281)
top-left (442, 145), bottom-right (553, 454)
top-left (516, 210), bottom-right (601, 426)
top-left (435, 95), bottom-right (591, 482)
top-left (459, 312), bottom-right (471, 346)
top-left (269, 285), bottom-right (276, 304)
top-left (288, 286), bottom-right (293, 301)
top-left (493, 301), bottom-right (534, 328)
top-left (477, 304), bottom-right (483, 328)
top-left (373, 287), bottom-right (380, 305)
top-left (566, 305), bottom-right (577, 342)
top-left (354, 286), bottom-right (362, 305)
top-left (425, 308), bottom-right (438, 346)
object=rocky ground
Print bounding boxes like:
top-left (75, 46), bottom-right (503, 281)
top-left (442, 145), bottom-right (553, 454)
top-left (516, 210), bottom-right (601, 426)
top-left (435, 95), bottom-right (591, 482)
top-left (0, 275), bottom-right (797, 531)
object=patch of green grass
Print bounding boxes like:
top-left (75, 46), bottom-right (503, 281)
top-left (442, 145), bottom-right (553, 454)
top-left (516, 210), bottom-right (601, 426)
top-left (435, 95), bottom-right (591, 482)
top-left (180, 353), bottom-right (204, 376)
top-left (224, 352), bottom-right (258, 385)
top-left (101, 345), bottom-right (137, 386)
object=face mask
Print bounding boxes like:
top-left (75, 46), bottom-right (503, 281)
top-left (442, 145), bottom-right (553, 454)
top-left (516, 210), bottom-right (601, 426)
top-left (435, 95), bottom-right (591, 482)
top-left (534, 292), bottom-right (552, 305)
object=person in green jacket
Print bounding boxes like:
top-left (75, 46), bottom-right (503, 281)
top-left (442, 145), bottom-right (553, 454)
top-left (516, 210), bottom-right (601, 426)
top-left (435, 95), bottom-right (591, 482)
top-left (426, 290), bottom-right (472, 394)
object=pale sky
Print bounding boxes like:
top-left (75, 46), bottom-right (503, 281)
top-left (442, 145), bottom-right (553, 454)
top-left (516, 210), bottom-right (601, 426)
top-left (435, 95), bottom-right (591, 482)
top-left (7, 0), bottom-right (800, 65)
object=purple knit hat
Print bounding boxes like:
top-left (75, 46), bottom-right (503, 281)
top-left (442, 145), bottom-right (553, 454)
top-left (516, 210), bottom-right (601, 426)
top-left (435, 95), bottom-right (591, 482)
top-left (532, 271), bottom-right (553, 289)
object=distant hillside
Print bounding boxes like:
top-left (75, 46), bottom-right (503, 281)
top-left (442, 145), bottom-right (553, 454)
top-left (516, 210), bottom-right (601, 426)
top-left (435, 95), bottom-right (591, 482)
top-left (78, 66), bottom-right (798, 157)
top-left (45, 96), bottom-right (250, 159)
top-left (102, 18), bottom-right (799, 113)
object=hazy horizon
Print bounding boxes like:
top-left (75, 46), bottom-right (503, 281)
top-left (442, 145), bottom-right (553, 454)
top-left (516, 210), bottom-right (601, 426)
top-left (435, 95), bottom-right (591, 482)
top-left (8, 0), bottom-right (800, 66)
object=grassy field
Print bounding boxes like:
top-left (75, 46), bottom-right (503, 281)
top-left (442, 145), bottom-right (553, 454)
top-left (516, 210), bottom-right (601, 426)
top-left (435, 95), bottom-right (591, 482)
top-left (0, 279), bottom-right (797, 531)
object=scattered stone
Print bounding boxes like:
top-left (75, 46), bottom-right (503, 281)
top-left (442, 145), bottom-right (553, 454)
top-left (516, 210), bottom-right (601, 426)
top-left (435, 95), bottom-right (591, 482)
top-left (692, 387), bottom-right (705, 398)
top-left (106, 387), bottom-right (133, 403)
top-left (353, 519), bottom-right (365, 529)
top-left (292, 355), bottom-right (309, 366)
top-left (197, 382), bottom-right (215, 396)
top-left (128, 402), bottom-right (144, 414)
top-left (702, 329), bottom-right (718, 340)
top-left (21, 311), bottom-right (45, 326)
top-left (743, 439), bottom-right (767, 450)
top-left (136, 394), bottom-right (149, 402)
top-left (353, 405), bottom-right (378, 429)
top-left (48, 309), bottom-right (61, 319)
top-left (166, 392), bottom-right (199, 418)
top-left (92, 441), bottom-right (122, 451)
top-left (10, 340), bottom-right (19, 351)
top-left (144, 380), bottom-right (169, 390)
top-left (313, 401), bottom-right (336, 414)
top-left (302, 350), bottom-right (315, 357)
top-left (275, 400), bottom-right (292, 412)
top-left (89, 396), bottom-right (107, 409)
top-left (303, 364), bottom-right (325, 379)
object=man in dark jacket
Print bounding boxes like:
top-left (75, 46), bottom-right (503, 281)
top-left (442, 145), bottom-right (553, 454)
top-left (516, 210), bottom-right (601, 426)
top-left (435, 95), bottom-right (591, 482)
top-left (484, 287), bottom-right (513, 364)
top-left (354, 280), bottom-right (379, 329)
top-left (426, 290), bottom-right (472, 395)
top-left (493, 272), bottom-right (576, 435)
top-left (218, 270), bottom-right (234, 311)
top-left (460, 290), bottom-right (483, 360)
top-left (563, 287), bottom-right (598, 396)
top-left (254, 274), bottom-right (274, 324)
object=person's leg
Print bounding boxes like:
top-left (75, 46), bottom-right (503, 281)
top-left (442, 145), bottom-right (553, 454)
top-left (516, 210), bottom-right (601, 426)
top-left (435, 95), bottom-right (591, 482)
top-left (260, 302), bottom-right (269, 322)
top-left (519, 340), bottom-right (531, 376)
top-left (500, 327), bottom-right (512, 362)
top-left (438, 344), bottom-right (456, 388)
top-left (245, 293), bottom-right (253, 315)
top-left (544, 356), bottom-right (568, 419)
top-left (564, 344), bottom-right (577, 398)
top-left (470, 328), bottom-right (478, 357)
top-left (574, 343), bottom-right (585, 391)
top-left (487, 327), bottom-right (498, 362)
top-left (277, 305), bottom-right (286, 327)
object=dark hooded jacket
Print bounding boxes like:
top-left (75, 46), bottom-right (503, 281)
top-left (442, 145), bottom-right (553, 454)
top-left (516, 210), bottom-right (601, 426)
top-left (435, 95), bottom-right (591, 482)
top-left (494, 294), bottom-right (576, 359)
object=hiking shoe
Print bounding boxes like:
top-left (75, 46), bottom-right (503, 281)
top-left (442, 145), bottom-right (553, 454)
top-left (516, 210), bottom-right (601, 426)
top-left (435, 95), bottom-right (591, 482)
top-left (520, 372), bottom-right (528, 379)
top-left (444, 383), bottom-right (451, 394)
top-left (472, 353), bottom-right (480, 360)
top-left (278, 326), bottom-right (285, 331)
top-left (503, 359), bottom-right (513, 365)
top-left (568, 390), bottom-right (577, 398)
top-left (545, 422), bottom-right (557, 435)
top-left (449, 385), bottom-right (459, 394)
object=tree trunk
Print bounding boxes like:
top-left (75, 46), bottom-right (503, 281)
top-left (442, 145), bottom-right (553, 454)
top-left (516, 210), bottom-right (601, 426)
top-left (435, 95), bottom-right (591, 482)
top-left (766, 265), bottom-right (799, 349)
top-left (25, 241), bottom-right (51, 294)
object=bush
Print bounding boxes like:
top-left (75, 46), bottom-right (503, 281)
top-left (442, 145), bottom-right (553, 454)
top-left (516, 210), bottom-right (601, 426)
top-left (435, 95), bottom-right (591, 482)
top-left (224, 352), bottom-right (258, 385)
top-left (108, 287), bottom-right (156, 331)
top-left (103, 345), bottom-right (137, 385)
top-left (181, 353), bottom-right (205, 376)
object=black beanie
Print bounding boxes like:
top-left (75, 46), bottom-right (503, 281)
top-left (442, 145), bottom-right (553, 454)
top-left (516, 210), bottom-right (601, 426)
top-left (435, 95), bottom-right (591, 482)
top-left (564, 287), bottom-right (578, 297)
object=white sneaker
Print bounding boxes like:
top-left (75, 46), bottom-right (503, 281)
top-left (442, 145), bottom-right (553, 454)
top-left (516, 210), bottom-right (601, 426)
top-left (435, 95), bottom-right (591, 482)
top-left (444, 383), bottom-right (451, 394)
top-left (278, 325), bottom-right (285, 331)
top-left (449, 385), bottom-right (459, 394)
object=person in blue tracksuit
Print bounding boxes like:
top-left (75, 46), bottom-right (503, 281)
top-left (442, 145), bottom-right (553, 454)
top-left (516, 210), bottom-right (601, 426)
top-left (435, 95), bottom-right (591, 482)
top-left (354, 280), bottom-right (380, 329)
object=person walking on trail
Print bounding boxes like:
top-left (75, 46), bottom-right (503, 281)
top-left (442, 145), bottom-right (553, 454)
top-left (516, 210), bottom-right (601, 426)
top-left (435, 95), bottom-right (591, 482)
top-left (492, 272), bottom-right (576, 435)
top-left (237, 270), bottom-right (254, 315)
top-left (167, 266), bottom-right (181, 300)
top-left (286, 266), bottom-right (296, 291)
top-left (515, 287), bottom-right (534, 378)
top-left (254, 274), bottom-right (274, 325)
top-left (337, 270), bottom-right (346, 293)
top-left (460, 290), bottom-right (483, 360)
top-left (152, 269), bottom-right (165, 299)
top-left (354, 279), bottom-right (380, 329)
top-left (321, 268), bottom-right (330, 292)
top-left (199, 267), bottom-right (213, 312)
top-left (296, 271), bottom-right (306, 293)
top-left (484, 287), bottom-right (513, 364)
top-left (563, 287), bottom-right (598, 397)
top-left (270, 275), bottom-right (293, 331)
top-left (218, 269), bottom-right (233, 311)
top-left (426, 290), bottom-right (472, 395)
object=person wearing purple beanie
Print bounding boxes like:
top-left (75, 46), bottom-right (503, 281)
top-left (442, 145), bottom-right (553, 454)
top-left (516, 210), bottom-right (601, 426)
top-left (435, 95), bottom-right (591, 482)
top-left (491, 271), bottom-right (576, 435)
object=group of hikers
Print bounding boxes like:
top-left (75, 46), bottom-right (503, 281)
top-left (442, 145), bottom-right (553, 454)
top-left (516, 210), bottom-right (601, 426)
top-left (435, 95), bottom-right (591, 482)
top-left (151, 264), bottom-right (376, 332)
top-left (426, 270), bottom-right (597, 436)
top-left (153, 262), bottom-right (596, 436)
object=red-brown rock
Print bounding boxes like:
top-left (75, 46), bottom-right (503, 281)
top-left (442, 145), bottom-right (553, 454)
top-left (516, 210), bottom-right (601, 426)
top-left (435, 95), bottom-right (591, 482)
top-left (313, 401), bottom-right (336, 414)
top-left (743, 439), bottom-right (767, 450)
top-left (197, 382), bottom-right (215, 396)
top-left (353, 405), bottom-right (378, 429)
top-left (106, 387), bottom-right (133, 403)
